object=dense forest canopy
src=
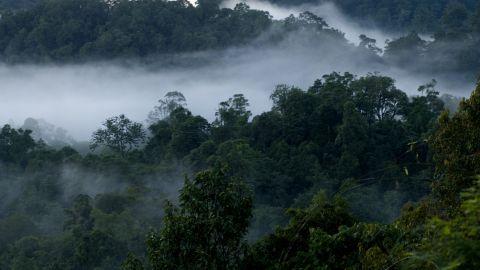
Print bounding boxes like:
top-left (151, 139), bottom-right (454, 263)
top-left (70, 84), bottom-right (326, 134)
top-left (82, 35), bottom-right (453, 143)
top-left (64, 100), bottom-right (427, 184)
top-left (267, 0), bottom-right (479, 32)
top-left (0, 0), bottom-right (40, 10)
top-left (0, 71), bottom-right (474, 269)
top-left (0, 0), bottom-right (478, 79)
top-left (0, 0), bottom-right (479, 269)
top-left (0, 0), bottom-right (273, 61)
top-left (2, 0), bottom-right (479, 34)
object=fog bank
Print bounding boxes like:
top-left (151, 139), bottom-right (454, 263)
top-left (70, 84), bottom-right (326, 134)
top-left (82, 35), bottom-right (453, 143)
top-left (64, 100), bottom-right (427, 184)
top-left (222, 0), bottom-right (394, 48)
top-left (0, 26), bottom-right (473, 141)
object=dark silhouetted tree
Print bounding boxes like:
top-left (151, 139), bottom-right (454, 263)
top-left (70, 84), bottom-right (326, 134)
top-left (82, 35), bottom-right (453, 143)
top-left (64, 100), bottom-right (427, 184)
top-left (91, 114), bottom-right (146, 156)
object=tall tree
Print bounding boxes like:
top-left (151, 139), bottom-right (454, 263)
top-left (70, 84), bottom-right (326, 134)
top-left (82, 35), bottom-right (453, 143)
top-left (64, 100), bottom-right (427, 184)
top-left (213, 94), bottom-right (252, 141)
top-left (431, 83), bottom-right (480, 210)
top-left (351, 74), bottom-right (408, 124)
top-left (90, 114), bottom-right (146, 157)
top-left (147, 168), bottom-right (253, 270)
top-left (0, 125), bottom-right (36, 165)
top-left (148, 91), bottom-right (187, 124)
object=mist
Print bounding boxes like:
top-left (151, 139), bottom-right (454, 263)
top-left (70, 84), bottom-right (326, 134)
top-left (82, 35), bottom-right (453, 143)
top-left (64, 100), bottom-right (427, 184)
top-left (222, 0), bottom-right (395, 48)
top-left (1, 1), bottom-right (477, 268)
top-left (0, 159), bottom-right (186, 234)
top-left (0, 2), bottom-right (474, 141)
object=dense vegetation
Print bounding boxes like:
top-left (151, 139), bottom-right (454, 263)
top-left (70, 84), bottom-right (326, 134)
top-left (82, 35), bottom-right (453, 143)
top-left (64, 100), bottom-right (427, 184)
top-left (2, 70), bottom-right (474, 269)
top-left (0, 0), bottom-right (272, 62)
top-left (268, 0), bottom-right (478, 33)
top-left (378, 0), bottom-right (480, 76)
top-left (0, 0), bottom-right (39, 11)
top-left (264, 0), bottom-right (480, 76)
top-left (0, 0), bottom-right (478, 78)
top-left (0, 0), bottom-right (479, 269)
top-left (330, 0), bottom-right (479, 33)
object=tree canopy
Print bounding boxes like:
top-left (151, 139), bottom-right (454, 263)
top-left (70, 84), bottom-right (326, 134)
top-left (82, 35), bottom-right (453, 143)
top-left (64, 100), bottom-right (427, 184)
top-left (1, 71), bottom-right (469, 268)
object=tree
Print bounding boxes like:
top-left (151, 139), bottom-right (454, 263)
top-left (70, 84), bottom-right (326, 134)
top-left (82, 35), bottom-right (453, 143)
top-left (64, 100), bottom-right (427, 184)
top-left (213, 94), bottom-right (252, 141)
top-left (431, 83), bottom-right (480, 210)
top-left (270, 84), bottom-right (318, 145)
top-left (168, 107), bottom-right (209, 158)
top-left (405, 79), bottom-right (444, 136)
top-left (63, 194), bottom-right (127, 269)
top-left (298, 11), bottom-right (328, 29)
top-left (384, 33), bottom-right (426, 66)
top-left (0, 0), bottom-right (272, 62)
top-left (335, 101), bottom-right (368, 179)
top-left (351, 74), bottom-right (408, 124)
top-left (0, 124), bottom-right (36, 165)
top-left (404, 179), bottom-right (480, 269)
top-left (147, 168), bottom-right (253, 270)
top-left (0, 214), bottom-right (38, 255)
top-left (64, 194), bottom-right (94, 235)
top-left (144, 107), bottom-right (209, 162)
top-left (147, 91), bottom-right (187, 124)
top-left (121, 253), bottom-right (144, 270)
top-left (359, 34), bottom-right (382, 54)
top-left (22, 117), bottom-right (75, 146)
top-left (214, 94), bottom-right (251, 126)
top-left (90, 114), bottom-right (146, 157)
top-left (440, 2), bottom-right (469, 38)
top-left (245, 192), bottom-right (356, 269)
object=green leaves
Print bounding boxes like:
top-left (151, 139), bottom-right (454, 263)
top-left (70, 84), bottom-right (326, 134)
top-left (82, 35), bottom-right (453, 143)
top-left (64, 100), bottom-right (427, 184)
top-left (90, 114), bottom-right (146, 157)
top-left (431, 84), bottom-right (480, 207)
top-left (0, 0), bottom-right (272, 62)
top-left (404, 180), bottom-right (480, 270)
top-left (0, 125), bottom-right (36, 164)
top-left (147, 168), bottom-right (253, 270)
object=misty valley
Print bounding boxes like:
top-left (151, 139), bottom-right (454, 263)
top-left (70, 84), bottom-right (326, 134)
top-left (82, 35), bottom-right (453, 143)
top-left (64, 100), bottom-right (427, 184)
top-left (0, 0), bottom-right (480, 269)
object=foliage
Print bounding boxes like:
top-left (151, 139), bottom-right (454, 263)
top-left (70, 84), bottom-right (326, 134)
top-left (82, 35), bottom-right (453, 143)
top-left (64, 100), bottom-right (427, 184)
top-left (0, 71), bottom-right (468, 269)
top-left (402, 180), bottom-right (480, 269)
top-left (359, 34), bottom-right (382, 54)
top-left (1, 0), bottom-right (478, 78)
top-left (0, 0), bottom-right (272, 62)
top-left (213, 94), bottom-right (251, 142)
top-left (0, 125), bottom-right (36, 165)
top-left (147, 91), bottom-right (187, 124)
top-left (246, 192), bottom-right (411, 270)
top-left (0, 0), bottom-right (40, 11)
top-left (146, 168), bottom-right (253, 270)
top-left (145, 107), bottom-right (209, 162)
top-left (91, 114), bottom-right (146, 157)
top-left (427, 83), bottom-right (480, 214)
top-left (268, 0), bottom-right (478, 33)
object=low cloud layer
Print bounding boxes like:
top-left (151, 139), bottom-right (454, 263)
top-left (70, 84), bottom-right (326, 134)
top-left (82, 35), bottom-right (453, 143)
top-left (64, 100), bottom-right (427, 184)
top-left (0, 2), bottom-right (475, 141)
top-left (222, 0), bottom-right (395, 48)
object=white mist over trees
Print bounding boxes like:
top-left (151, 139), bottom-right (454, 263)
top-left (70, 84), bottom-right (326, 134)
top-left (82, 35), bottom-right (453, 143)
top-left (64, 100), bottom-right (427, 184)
top-left (222, 0), bottom-right (394, 48)
top-left (0, 1), bottom-right (479, 268)
top-left (0, 1), bottom-right (472, 140)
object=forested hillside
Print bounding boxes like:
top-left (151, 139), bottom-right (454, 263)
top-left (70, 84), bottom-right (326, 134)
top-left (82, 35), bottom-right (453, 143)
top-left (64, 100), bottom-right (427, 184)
top-left (262, 0), bottom-right (480, 76)
top-left (0, 0), bottom-right (479, 269)
top-left (1, 71), bottom-right (475, 269)
top-left (0, 0), bottom-right (478, 78)
top-left (330, 0), bottom-right (479, 32)
top-left (0, 0), bottom-right (272, 61)
top-left (267, 0), bottom-right (479, 33)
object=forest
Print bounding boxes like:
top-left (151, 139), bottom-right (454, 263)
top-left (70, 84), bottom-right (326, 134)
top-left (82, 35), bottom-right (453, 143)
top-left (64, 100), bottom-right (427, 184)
top-left (0, 0), bottom-right (479, 269)
top-left (0, 0), bottom-right (479, 78)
